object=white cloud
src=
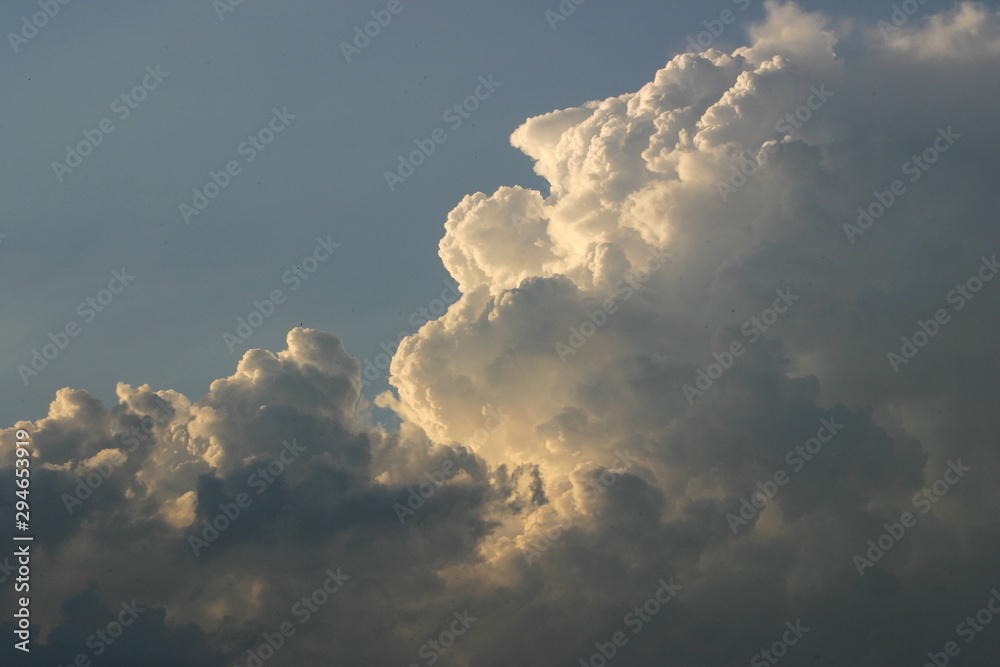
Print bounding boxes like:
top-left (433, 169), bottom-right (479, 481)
top-left (4, 3), bottom-right (1000, 664)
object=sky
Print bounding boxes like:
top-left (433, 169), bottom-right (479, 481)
top-left (2, 1), bottom-right (1000, 665)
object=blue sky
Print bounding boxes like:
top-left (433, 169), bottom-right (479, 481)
top-left (3, 2), bottom-right (1000, 665)
top-left (3, 0), bottom-right (897, 429)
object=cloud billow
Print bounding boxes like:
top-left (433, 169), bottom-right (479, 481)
top-left (3, 2), bottom-right (1000, 664)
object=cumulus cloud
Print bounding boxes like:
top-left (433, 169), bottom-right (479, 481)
top-left (882, 1), bottom-right (1000, 59)
top-left (3, 2), bottom-right (1000, 664)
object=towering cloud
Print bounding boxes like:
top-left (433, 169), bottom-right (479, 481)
top-left (3, 2), bottom-right (1000, 664)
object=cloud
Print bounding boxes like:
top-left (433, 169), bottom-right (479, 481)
top-left (3, 2), bottom-right (1000, 664)
top-left (882, 1), bottom-right (1000, 60)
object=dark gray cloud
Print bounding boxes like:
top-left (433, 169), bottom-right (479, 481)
top-left (2, 3), bottom-right (1000, 665)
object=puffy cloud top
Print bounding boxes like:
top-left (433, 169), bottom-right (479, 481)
top-left (4, 3), bottom-right (1000, 665)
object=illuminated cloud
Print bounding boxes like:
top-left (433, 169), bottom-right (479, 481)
top-left (3, 3), bottom-right (1000, 664)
